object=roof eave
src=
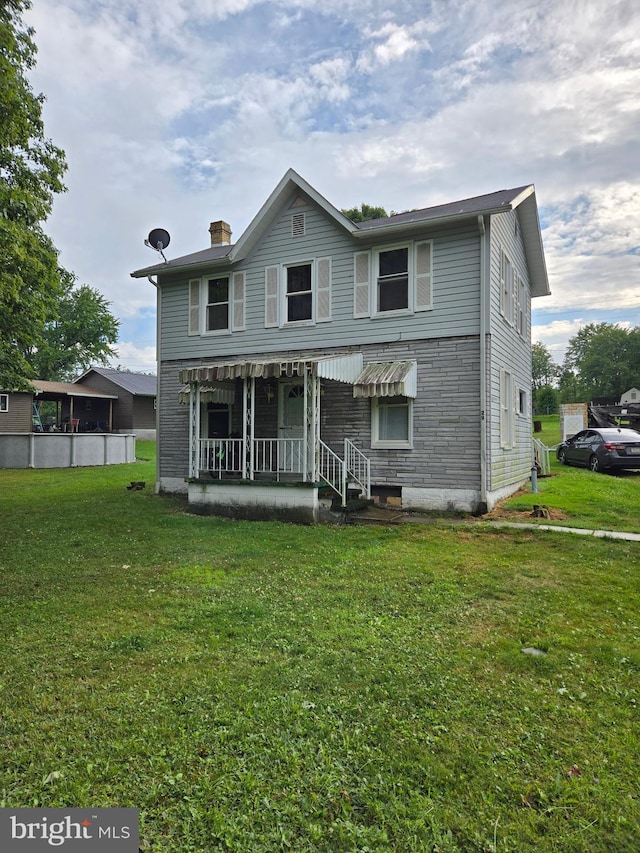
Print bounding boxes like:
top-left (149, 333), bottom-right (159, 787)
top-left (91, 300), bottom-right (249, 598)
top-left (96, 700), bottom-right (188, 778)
top-left (353, 204), bottom-right (519, 239)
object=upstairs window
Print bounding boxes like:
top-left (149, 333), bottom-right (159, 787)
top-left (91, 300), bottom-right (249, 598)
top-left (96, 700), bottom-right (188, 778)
top-left (286, 264), bottom-right (312, 322)
top-left (264, 258), bottom-right (331, 328)
top-left (0, 394), bottom-right (8, 413)
top-left (377, 247), bottom-right (409, 312)
top-left (500, 249), bottom-right (514, 323)
top-left (354, 242), bottom-right (432, 318)
top-left (206, 277), bottom-right (229, 332)
top-left (188, 272), bottom-right (245, 336)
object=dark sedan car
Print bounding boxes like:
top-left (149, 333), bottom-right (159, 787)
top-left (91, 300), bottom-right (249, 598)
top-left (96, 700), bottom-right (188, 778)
top-left (557, 427), bottom-right (640, 472)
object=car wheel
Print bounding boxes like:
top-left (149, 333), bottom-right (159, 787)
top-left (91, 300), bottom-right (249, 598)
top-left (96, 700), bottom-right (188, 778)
top-left (558, 449), bottom-right (567, 465)
top-left (589, 455), bottom-right (601, 473)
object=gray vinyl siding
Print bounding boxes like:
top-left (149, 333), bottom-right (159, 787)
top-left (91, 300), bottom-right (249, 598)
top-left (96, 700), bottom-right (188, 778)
top-left (158, 335), bottom-right (481, 492)
top-left (0, 393), bottom-right (32, 432)
top-left (487, 210), bottom-right (533, 491)
top-left (157, 194), bottom-right (483, 362)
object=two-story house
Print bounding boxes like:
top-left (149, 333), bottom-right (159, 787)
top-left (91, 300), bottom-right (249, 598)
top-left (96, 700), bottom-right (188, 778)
top-left (131, 169), bottom-right (550, 521)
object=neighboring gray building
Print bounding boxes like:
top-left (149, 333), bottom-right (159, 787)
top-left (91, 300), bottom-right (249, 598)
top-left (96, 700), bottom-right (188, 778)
top-left (131, 169), bottom-right (550, 520)
top-left (74, 367), bottom-right (157, 438)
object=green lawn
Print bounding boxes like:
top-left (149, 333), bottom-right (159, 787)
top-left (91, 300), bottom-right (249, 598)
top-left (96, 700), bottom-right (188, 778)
top-left (502, 415), bottom-right (640, 533)
top-left (1, 443), bottom-right (639, 852)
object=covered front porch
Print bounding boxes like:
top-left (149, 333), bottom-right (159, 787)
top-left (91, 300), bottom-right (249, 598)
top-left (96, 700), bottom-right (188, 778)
top-left (179, 352), bottom-right (417, 517)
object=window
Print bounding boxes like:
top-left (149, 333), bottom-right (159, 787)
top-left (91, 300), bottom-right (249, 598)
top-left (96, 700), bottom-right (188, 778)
top-left (206, 277), bottom-right (229, 332)
top-left (264, 258), bottom-right (331, 327)
top-left (518, 387), bottom-right (528, 417)
top-left (517, 276), bottom-right (525, 335)
top-left (377, 247), bottom-right (409, 312)
top-left (285, 264), bottom-right (312, 322)
top-left (189, 273), bottom-right (245, 335)
top-left (500, 369), bottom-right (514, 449)
top-left (372, 396), bottom-right (412, 448)
top-left (207, 403), bottom-right (231, 438)
top-left (500, 250), bottom-right (514, 323)
top-left (354, 242), bottom-right (432, 318)
top-left (0, 394), bottom-right (8, 413)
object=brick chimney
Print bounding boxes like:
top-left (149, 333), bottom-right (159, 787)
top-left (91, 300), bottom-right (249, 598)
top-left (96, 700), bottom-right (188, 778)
top-left (209, 220), bottom-right (232, 246)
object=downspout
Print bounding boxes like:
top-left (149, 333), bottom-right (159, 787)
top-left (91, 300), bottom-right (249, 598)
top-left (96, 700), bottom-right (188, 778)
top-left (148, 276), bottom-right (161, 491)
top-left (478, 215), bottom-right (489, 512)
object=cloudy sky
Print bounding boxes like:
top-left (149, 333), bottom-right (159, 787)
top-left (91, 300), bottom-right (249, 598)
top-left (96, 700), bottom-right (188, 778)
top-left (25, 0), bottom-right (639, 374)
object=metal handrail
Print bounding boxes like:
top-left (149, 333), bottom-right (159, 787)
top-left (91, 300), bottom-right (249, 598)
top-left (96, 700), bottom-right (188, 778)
top-left (344, 438), bottom-right (371, 499)
top-left (318, 439), bottom-right (346, 504)
top-left (533, 437), bottom-right (552, 476)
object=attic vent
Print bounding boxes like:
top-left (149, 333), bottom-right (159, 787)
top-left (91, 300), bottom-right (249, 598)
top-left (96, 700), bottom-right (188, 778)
top-left (291, 212), bottom-right (305, 237)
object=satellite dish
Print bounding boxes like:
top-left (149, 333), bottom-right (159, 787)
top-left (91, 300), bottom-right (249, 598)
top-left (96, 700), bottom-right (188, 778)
top-left (144, 228), bottom-right (170, 262)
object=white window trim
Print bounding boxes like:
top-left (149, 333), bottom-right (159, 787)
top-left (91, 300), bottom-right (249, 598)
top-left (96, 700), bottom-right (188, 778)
top-left (517, 386), bottom-right (528, 418)
top-left (372, 243), bottom-right (412, 318)
top-left (500, 369), bottom-right (515, 449)
top-left (371, 396), bottom-right (413, 449)
top-left (282, 259), bottom-right (315, 327)
top-left (0, 394), bottom-right (8, 413)
top-left (203, 275), bottom-right (232, 337)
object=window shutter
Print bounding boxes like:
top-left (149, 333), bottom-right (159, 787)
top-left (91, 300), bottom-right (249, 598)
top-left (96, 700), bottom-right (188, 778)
top-left (499, 250), bottom-right (507, 317)
top-left (232, 271), bottom-right (245, 331)
top-left (316, 257), bottom-right (331, 322)
top-left (414, 241), bottom-right (432, 311)
top-left (188, 279), bottom-right (200, 335)
top-left (265, 265), bottom-right (279, 328)
top-left (353, 251), bottom-right (370, 318)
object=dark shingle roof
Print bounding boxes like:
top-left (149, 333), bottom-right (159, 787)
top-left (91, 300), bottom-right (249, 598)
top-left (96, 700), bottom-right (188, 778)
top-left (76, 367), bottom-right (157, 396)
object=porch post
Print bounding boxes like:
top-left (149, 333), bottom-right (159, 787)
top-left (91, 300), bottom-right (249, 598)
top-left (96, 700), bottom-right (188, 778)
top-left (306, 372), bottom-right (320, 482)
top-left (242, 376), bottom-right (255, 480)
top-left (189, 383), bottom-right (200, 478)
top-left (302, 371), bottom-right (308, 482)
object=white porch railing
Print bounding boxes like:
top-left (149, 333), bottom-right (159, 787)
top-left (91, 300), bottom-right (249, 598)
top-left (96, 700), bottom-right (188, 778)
top-left (199, 438), bottom-right (306, 479)
top-left (254, 439), bottom-right (305, 477)
top-left (199, 439), bottom-right (243, 476)
top-left (344, 438), bottom-right (371, 499)
top-left (199, 437), bottom-right (370, 505)
top-left (318, 439), bottom-right (346, 504)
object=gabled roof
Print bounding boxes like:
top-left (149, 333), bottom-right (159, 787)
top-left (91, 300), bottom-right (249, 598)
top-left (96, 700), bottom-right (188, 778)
top-left (131, 169), bottom-right (549, 296)
top-left (74, 366), bottom-right (157, 396)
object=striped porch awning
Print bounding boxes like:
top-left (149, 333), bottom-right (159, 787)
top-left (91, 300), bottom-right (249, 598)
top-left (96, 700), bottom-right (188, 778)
top-left (353, 361), bottom-right (418, 398)
top-left (178, 382), bottom-right (235, 405)
top-left (179, 352), bottom-right (364, 385)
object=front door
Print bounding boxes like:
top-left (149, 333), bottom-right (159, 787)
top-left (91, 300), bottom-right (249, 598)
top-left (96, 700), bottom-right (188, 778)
top-left (278, 381), bottom-right (304, 472)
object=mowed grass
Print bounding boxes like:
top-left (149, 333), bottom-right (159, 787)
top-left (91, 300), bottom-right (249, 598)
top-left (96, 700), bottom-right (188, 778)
top-left (1, 443), bottom-right (639, 852)
top-left (503, 415), bottom-right (640, 533)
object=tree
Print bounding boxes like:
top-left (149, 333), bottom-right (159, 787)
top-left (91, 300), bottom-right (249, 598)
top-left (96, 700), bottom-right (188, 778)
top-left (0, 0), bottom-right (67, 390)
top-left (535, 384), bottom-right (559, 415)
top-left (25, 269), bottom-right (119, 380)
top-left (531, 342), bottom-right (557, 391)
top-left (341, 203), bottom-right (388, 223)
top-left (562, 323), bottom-right (640, 402)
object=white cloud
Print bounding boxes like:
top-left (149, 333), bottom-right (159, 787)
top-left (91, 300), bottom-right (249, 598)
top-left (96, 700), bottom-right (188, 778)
top-left (111, 342), bottom-right (157, 374)
top-left (22, 0), bottom-right (640, 369)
